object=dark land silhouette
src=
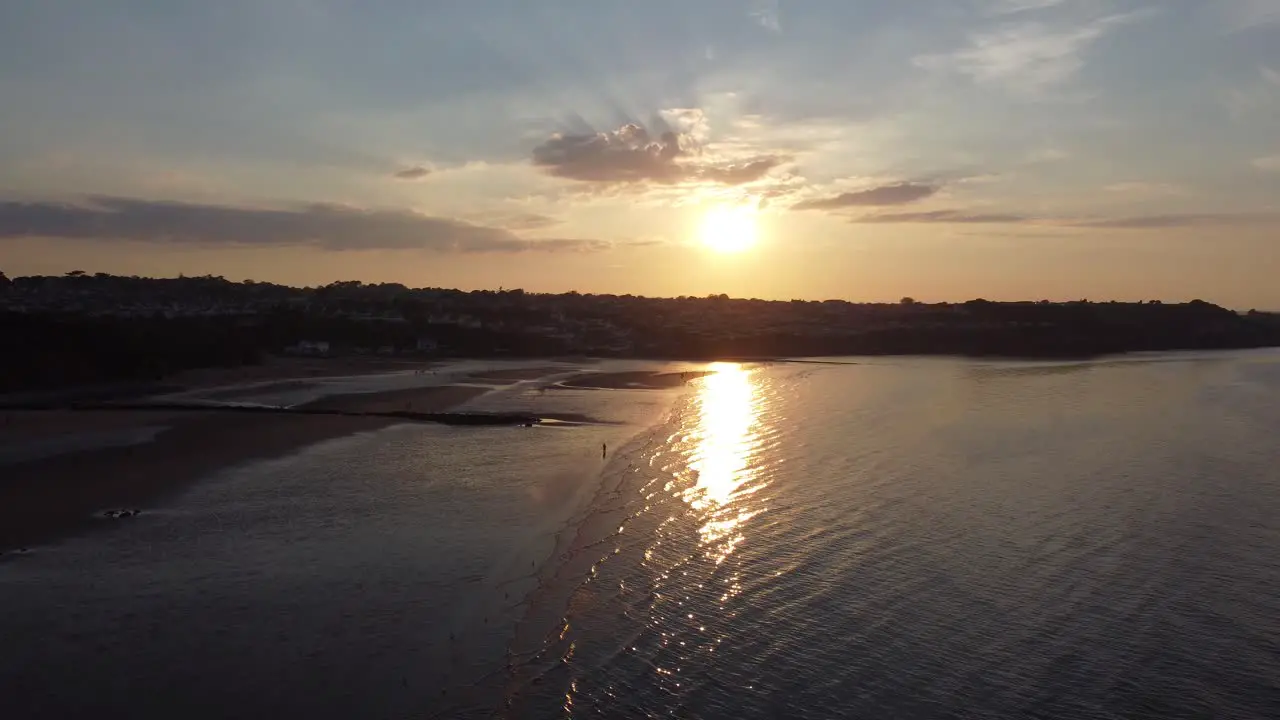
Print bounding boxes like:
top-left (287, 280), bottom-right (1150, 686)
top-left (3, 271), bottom-right (1279, 393)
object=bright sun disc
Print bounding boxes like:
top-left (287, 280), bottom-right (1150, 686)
top-left (700, 205), bottom-right (758, 253)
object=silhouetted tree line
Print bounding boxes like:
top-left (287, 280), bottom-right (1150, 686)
top-left (3, 272), bottom-right (1280, 392)
top-left (1, 312), bottom-right (265, 392)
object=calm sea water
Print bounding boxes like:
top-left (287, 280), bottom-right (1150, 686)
top-left (4, 352), bottom-right (1280, 718)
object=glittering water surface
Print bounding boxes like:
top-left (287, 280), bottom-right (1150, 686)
top-left (5, 353), bottom-right (1280, 718)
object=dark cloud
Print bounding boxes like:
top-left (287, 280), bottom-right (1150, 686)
top-left (533, 123), bottom-right (686, 184)
top-left (0, 197), bottom-right (608, 253)
top-left (853, 209), bottom-right (1029, 224)
top-left (531, 122), bottom-right (785, 187)
top-left (792, 183), bottom-right (939, 211)
top-left (392, 166), bottom-right (432, 180)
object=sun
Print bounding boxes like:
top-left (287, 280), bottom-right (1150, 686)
top-left (699, 205), bottom-right (758, 253)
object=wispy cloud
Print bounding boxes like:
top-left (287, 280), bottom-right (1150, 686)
top-left (1224, 64), bottom-right (1280, 118)
top-left (749, 0), bottom-right (781, 32)
top-left (1222, 0), bottom-right (1280, 32)
top-left (984, 0), bottom-right (1067, 17)
top-left (1104, 181), bottom-right (1185, 196)
top-left (391, 166), bottom-right (432, 180)
top-left (1252, 155), bottom-right (1280, 172)
top-left (1069, 213), bottom-right (1280, 229)
top-left (0, 197), bottom-right (609, 253)
top-left (853, 209), bottom-right (1030, 224)
top-left (467, 211), bottom-right (563, 231)
top-left (915, 10), bottom-right (1153, 94)
top-left (849, 208), bottom-right (1280, 229)
top-left (792, 183), bottom-right (939, 211)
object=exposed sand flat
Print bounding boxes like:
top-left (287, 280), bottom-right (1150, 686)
top-left (465, 366), bottom-right (574, 383)
top-left (0, 382), bottom-right (491, 552)
top-left (164, 356), bottom-right (438, 391)
top-left (300, 384), bottom-right (488, 414)
top-left (0, 412), bottom-right (399, 551)
top-left (557, 370), bottom-right (713, 390)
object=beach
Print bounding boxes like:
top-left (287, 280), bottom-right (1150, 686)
top-left (0, 360), bottom-right (705, 553)
top-left (0, 366), bottom-right (502, 552)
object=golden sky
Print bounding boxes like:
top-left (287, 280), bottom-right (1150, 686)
top-left (1, 1), bottom-right (1278, 307)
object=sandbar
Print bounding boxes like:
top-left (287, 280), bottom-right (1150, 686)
top-left (465, 366), bottom-right (573, 383)
top-left (557, 370), bottom-right (713, 390)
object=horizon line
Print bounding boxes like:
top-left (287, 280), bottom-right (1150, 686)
top-left (3, 270), bottom-right (1274, 313)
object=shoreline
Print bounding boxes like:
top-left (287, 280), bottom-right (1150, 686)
top-left (0, 383), bottom-right (492, 553)
top-left (555, 369), bottom-right (714, 390)
top-left (0, 361), bottom-right (712, 553)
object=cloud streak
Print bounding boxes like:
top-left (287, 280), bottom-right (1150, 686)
top-left (1067, 213), bottom-right (1280, 229)
top-left (985, 0), bottom-right (1067, 16)
top-left (852, 209), bottom-right (1030, 224)
top-left (0, 197), bottom-right (609, 253)
top-left (916, 10), bottom-right (1151, 93)
top-left (392, 166), bottom-right (432, 180)
top-left (851, 208), bottom-right (1280, 229)
top-left (792, 183), bottom-right (939, 211)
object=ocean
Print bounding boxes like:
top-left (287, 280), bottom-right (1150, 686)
top-left (4, 352), bottom-right (1280, 718)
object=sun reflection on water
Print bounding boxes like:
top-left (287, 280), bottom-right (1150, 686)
top-left (684, 362), bottom-right (763, 563)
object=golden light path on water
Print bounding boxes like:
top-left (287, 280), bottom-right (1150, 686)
top-left (563, 363), bottom-right (765, 717)
top-left (685, 362), bottom-right (763, 564)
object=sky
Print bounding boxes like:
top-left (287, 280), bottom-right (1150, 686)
top-left (1, 0), bottom-right (1278, 307)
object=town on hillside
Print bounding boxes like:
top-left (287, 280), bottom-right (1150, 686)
top-left (3, 270), bottom-right (1279, 392)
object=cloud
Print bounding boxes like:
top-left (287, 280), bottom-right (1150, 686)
top-left (849, 208), bottom-right (1280, 229)
top-left (1252, 155), bottom-right (1280, 172)
top-left (1026, 148), bottom-right (1069, 163)
top-left (700, 158), bottom-right (788, 185)
top-left (533, 123), bottom-right (686, 184)
top-left (916, 11), bottom-right (1151, 93)
top-left (1223, 0), bottom-right (1280, 31)
top-left (1225, 65), bottom-right (1280, 119)
top-left (985, 0), bottom-right (1067, 16)
top-left (792, 183), bottom-right (939, 211)
top-left (1104, 182), bottom-right (1184, 196)
top-left (852, 209), bottom-right (1030, 224)
top-left (0, 197), bottom-right (609, 253)
top-left (1067, 213), bottom-right (1280, 229)
top-left (530, 119), bottom-right (787, 188)
top-left (479, 212), bottom-right (563, 231)
top-left (749, 0), bottom-right (781, 31)
top-left (391, 166), bottom-right (432, 180)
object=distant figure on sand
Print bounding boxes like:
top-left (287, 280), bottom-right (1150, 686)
top-left (602, 443), bottom-right (607, 459)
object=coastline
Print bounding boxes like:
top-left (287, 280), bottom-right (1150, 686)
top-left (0, 382), bottom-right (489, 553)
top-left (0, 361), bottom-right (713, 553)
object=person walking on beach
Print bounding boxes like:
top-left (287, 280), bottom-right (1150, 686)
top-left (602, 442), bottom-right (607, 459)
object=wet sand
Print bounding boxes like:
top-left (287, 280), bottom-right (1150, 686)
top-left (465, 366), bottom-right (572, 384)
top-left (164, 356), bottom-right (439, 390)
top-left (0, 384), bottom-right (489, 552)
top-left (557, 369), bottom-right (713, 390)
top-left (300, 384), bottom-right (488, 414)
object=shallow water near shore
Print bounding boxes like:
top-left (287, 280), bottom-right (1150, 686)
top-left (4, 351), bottom-right (1280, 718)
